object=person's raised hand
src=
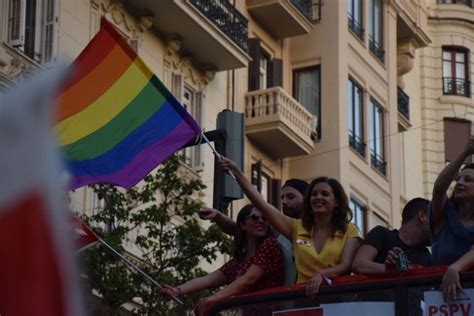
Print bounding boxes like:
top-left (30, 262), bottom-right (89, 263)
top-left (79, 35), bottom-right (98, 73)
top-left (198, 207), bottom-right (220, 221)
top-left (218, 156), bottom-right (239, 173)
top-left (464, 136), bottom-right (474, 156)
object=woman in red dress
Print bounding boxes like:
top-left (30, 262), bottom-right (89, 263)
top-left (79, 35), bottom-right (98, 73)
top-left (160, 204), bottom-right (283, 315)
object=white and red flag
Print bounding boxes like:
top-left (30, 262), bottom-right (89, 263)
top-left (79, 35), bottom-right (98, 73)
top-left (0, 68), bottom-right (84, 316)
top-left (72, 216), bottom-right (99, 252)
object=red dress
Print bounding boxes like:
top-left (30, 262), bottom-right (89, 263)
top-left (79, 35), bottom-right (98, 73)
top-left (219, 237), bottom-right (283, 294)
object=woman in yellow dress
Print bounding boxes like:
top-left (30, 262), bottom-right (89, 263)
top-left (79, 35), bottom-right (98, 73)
top-left (219, 156), bottom-right (361, 299)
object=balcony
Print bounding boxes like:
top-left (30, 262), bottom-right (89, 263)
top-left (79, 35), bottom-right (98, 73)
top-left (349, 133), bottom-right (365, 157)
top-left (369, 36), bottom-right (385, 63)
top-left (125, 0), bottom-right (250, 71)
top-left (443, 77), bottom-right (471, 98)
top-left (371, 152), bottom-right (387, 176)
top-left (394, 0), bottom-right (431, 50)
top-left (245, 87), bottom-right (315, 158)
top-left (437, 0), bottom-right (473, 7)
top-left (246, 0), bottom-right (315, 39)
top-left (397, 87), bottom-right (410, 121)
top-left (348, 15), bottom-right (364, 41)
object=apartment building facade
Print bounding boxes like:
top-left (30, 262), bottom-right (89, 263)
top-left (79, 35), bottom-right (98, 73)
top-left (0, 0), bottom-right (472, 256)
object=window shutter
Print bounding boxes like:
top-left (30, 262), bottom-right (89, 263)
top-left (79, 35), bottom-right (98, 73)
top-left (129, 39), bottom-right (139, 53)
top-left (8, 0), bottom-right (26, 47)
top-left (251, 160), bottom-right (262, 192)
top-left (193, 92), bottom-right (204, 170)
top-left (269, 178), bottom-right (282, 209)
top-left (42, 0), bottom-right (58, 63)
top-left (444, 118), bottom-right (471, 163)
top-left (248, 38), bottom-right (261, 91)
top-left (268, 58), bottom-right (283, 88)
top-left (172, 73), bottom-right (183, 102)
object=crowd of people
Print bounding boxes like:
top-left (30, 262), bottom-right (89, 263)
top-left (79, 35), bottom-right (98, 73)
top-left (160, 137), bottom-right (474, 311)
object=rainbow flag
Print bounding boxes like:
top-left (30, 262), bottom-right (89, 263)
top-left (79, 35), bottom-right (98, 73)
top-left (55, 18), bottom-right (201, 190)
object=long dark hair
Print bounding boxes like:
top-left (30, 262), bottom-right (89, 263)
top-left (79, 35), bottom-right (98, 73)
top-left (450, 163), bottom-right (474, 204)
top-left (232, 204), bottom-right (273, 261)
top-left (302, 177), bottom-right (353, 235)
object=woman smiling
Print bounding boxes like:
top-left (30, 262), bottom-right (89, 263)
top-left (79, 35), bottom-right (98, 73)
top-left (219, 157), bottom-right (361, 299)
top-left (160, 204), bottom-right (283, 314)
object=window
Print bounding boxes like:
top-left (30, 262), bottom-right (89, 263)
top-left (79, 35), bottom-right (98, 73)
top-left (248, 38), bottom-right (282, 91)
top-left (294, 66), bottom-right (321, 138)
top-left (259, 50), bottom-right (270, 90)
top-left (251, 160), bottom-right (281, 208)
top-left (369, 98), bottom-right (386, 175)
top-left (350, 196), bottom-right (366, 235)
top-left (348, 78), bottom-right (365, 157)
top-left (442, 47), bottom-right (470, 97)
top-left (347, 0), bottom-right (364, 40)
top-left (368, 0), bottom-right (384, 62)
top-left (444, 118), bottom-right (471, 163)
top-left (7, 0), bottom-right (58, 64)
top-left (172, 74), bottom-right (203, 170)
top-left (310, 0), bottom-right (322, 21)
top-left (91, 192), bottom-right (112, 232)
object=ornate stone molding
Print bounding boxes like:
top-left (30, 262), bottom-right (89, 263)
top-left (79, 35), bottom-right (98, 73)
top-left (164, 40), bottom-right (215, 90)
top-left (0, 45), bottom-right (40, 83)
top-left (102, 0), bottom-right (138, 34)
top-left (397, 38), bottom-right (416, 88)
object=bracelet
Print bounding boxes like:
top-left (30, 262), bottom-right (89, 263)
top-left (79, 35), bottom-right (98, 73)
top-left (176, 287), bottom-right (182, 297)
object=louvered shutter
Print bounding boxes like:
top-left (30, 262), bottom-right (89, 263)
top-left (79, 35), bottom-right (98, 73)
top-left (8, 0), bottom-right (26, 47)
top-left (42, 0), bottom-right (58, 63)
top-left (270, 178), bottom-right (282, 209)
top-left (248, 38), bottom-right (261, 91)
top-left (129, 39), bottom-right (139, 53)
top-left (268, 58), bottom-right (283, 88)
top-left (192, 92), bottom-right (204, 170)
top-left (172, 73), bottom-right (183, 102)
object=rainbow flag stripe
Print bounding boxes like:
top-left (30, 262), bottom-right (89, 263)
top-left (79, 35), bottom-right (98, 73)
top-left (56, 18), bottom-right (201, 189)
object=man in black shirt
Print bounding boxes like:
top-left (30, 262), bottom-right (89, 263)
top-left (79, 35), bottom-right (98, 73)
top-left (352, 198), bottom-right (432, 274)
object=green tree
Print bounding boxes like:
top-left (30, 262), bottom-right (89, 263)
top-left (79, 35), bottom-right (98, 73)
top-left (79, 155), bottom-right (231, 315)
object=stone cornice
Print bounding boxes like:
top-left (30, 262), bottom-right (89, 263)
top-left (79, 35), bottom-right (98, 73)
top-left (164, 40), bottom-right (215, 90)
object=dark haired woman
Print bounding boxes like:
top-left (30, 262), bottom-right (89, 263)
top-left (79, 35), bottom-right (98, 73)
top-left (160, 204), bottom-right (283, 314)
top-left (431, 137), bottom-right (474, 301)
top-left (219, 157), bottom-right (361, 299)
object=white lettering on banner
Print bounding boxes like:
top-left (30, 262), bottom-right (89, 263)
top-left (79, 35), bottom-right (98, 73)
top-left (424, 289), bottom-right (474, 316)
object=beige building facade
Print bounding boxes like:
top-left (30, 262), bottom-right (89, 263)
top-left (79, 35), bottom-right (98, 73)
top-left (0, 0), bottom-right (472, 260)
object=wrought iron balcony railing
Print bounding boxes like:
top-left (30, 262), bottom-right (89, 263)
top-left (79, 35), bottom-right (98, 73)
top-left (289, 0), bottom-right (322, 22)
top-left (349, 132), bottom-right (366, 157)
top-left (371, 151), bottom-right (387, 175)
top-left (189, 0), bottom-right (249, 52)
top-left (442, 77), bottom-right (471, 97)
top-left (348, 15), bottom-right (364, 40)
top-left (369, 36), bottom-right (385, 63)
top-left (437, 0), bottom-right (474, 7)
top-left (397, 87), bottom-right (410, 120)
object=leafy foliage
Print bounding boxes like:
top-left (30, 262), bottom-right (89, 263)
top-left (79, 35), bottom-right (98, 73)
top-left (79, 155), bottom-right (232, 315)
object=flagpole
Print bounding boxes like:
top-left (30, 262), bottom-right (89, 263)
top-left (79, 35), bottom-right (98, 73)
top-left (97, 238), bottom-right (183, 305)
top-left (200, 131), bottom-right (236, 180)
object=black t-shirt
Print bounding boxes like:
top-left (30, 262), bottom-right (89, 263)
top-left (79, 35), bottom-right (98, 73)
top-left (363, 226), bottom-right (433, 266)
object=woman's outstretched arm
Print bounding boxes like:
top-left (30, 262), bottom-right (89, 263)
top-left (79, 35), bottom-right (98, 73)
top-left (159, 270), bottom-right (226, 300)
top-left (432, 136), bottom-right (474, 231)
top-left (219, 156), bottom-right (293, 239)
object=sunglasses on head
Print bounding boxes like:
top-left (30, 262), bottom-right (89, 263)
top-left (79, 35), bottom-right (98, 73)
top-left (246, 213), bottom-right (267, 222)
